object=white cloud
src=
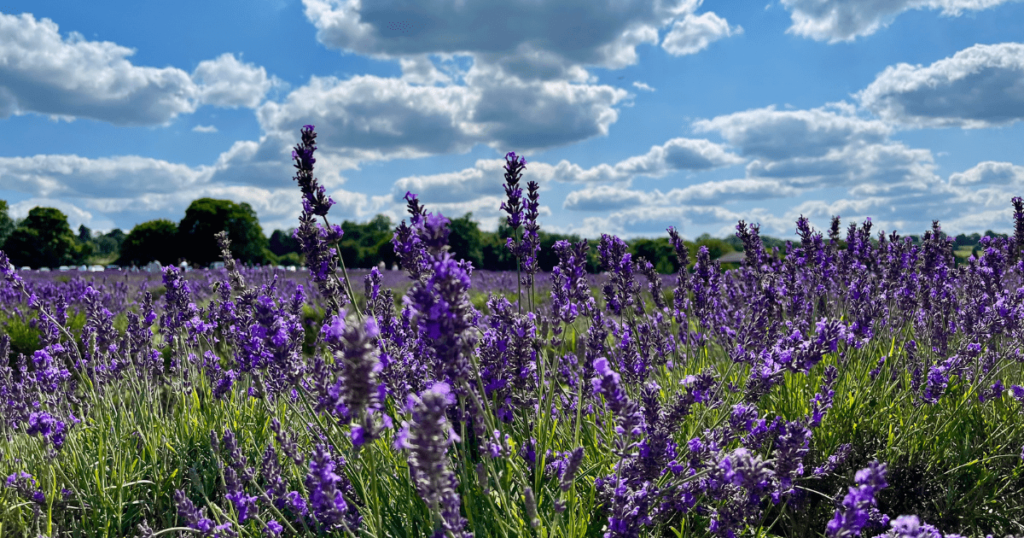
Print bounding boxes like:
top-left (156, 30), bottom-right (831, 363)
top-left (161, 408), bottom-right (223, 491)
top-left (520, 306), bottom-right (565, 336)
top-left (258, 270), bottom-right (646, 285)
top-left (692, 103), bottom-right (892, 160)
top-left (192, 124), bottom-right (218, 133)
top-left (666, 178), bottom-right (800, 204)
top-left (746, 141), bottom-right (938, 189)
top-left (563, 178), bottom-right (800, 213)
top-left (563, 186), bottom-right (657, 211)
top-left (0, 12), bottom-right (281, 125)
top-left (856, 43), bottom-right (1024, 129)
top-left (0, 155), bottom-right (208, 198)
top-left (557, 204), bottom-right (790, 240)
top-left (192, 53), bottom-right (282, 108)
top-left (9, 197), bottom-right (113, 233)
top-left (252, 72), bottom-right (633, 166)
top-left (0, 12), bottom-right (197, 125)
top-left (301, 0), bottom-right (736, 84)
top-left (780, 0), bottom-right (1019, 43)
top-left (661, 12), bottom-right (742, 56)
top-left (948, 161), bottom-right (1024, 186)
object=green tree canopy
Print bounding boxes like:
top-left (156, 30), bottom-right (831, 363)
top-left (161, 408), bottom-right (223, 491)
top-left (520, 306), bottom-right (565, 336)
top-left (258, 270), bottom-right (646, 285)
top-left (447, 213), bottom-right (484, 269)
top-left (337, 214), bottom-right (395, 269)
top-left (269, 228), bottom-right (300, 257)
top-left (4, 207), bottom-right (87, 268)
top-left (93, 228), bottom-right (126, 257)
top-left (178, 198), bottom-right (269, 267)
top-left (629, 237), bottom-right (680, 274)
top-left (119, 220), bottom-right (180, 267)
top-left (0, 200), bottom-right (14, 249)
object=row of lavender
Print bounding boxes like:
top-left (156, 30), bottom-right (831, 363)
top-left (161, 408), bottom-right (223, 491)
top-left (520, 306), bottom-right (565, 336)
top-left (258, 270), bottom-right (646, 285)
top-left (0, 124), bottom-right (1022, 537)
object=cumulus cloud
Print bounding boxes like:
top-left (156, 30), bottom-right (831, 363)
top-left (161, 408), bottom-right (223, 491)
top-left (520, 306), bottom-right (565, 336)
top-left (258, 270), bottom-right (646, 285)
top-left (779, 0), bottom-right (1019, 43)
top-left (9, 197), bottom-right (112, 233)
top-left (948, 161), bottom-right (1024, 186)
top-left (746, 141), bottom-right (938, 189)
top-left (692, 103), bottom-right (891, 160)
top-left (689, 102), bottom-right (946, 194)
top-left (0, 12), bottom-right (197, 125)
top-left (661, 11), bottom-right (743, 56)
top-left (0, 155), bottom-right (208, 198)
top-left (856, 43), bottom-right (1024, 129)
top-left (381, 135), bottom-right (745, 218)
top-left (301, 0), bottom-right (737, 83)
top-left (563, 178), bottom-right (799, 212)
top-left (666, 178), bottom-right (800, 204)
top-left (557, 204), bottom-right (790, 239)
top-left (192, 124), bottom-right (218, 133)
top-left (563, 186), bottom-right (656, 211)
top-left (192, 53), bottom-right (283, 108)
top-left (0, 12), bottom-right (280, 125)
top-left (253, 73), bottom-right (632, 164)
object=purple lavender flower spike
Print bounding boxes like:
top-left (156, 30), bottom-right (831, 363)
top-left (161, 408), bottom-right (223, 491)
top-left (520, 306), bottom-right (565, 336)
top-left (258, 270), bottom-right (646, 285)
top-left (400, 382), bottom-right (471, 538)
top-left (825, 460), bottom-right (890, 538)
top-left (304, 444), bottom-right (362, 533)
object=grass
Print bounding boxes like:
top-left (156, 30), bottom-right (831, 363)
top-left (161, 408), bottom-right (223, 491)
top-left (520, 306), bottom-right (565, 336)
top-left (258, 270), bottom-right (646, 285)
top-left (1, 268), bottom-right (1023, 538)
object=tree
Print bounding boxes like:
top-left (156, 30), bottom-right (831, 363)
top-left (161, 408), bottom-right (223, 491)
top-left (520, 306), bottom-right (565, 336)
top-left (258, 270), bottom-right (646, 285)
top-left (93, 229), bottom-right (126, 257)
top-left (694, 234), bottom-right (735, 260)
top-left (4, 207), bottom-right (87, 268)
top-left (629, 237), bottom-right (679, 274)
top-left (447, 213), bottom-right (484, 268)
top-left (269, 228), bottom-right (300, 257)
top-left (119, 220), bottom-right (179, 266)
top-left (78, 224), bottom-right (92, 244)
top-left (0, 200), bottom-right (14, 249)
top-left (178, 198), bottom-right (270, 267)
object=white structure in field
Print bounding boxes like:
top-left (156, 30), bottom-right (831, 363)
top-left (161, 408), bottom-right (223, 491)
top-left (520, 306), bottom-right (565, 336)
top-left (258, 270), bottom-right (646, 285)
top-left (144, 260), bottom-right (162, 273)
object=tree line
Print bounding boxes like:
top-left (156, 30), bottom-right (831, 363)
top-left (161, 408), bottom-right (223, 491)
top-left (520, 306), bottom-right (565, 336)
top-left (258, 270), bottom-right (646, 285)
top-left (0, 198), bottom-right (1010, 273)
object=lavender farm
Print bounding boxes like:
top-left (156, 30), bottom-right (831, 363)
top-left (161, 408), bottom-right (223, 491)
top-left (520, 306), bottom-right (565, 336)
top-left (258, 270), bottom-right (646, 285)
top-left (1, 124), bottom-right (1023, 538)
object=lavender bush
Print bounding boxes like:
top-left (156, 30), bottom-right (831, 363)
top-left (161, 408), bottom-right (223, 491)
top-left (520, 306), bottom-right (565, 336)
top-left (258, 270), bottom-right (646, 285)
top-left (1, 125), bottom-right (1024, 538)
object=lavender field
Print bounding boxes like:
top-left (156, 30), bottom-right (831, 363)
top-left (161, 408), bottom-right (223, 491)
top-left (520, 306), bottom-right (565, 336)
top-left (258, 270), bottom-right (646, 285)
top-left (2, 125), bottom-right (1024, 538)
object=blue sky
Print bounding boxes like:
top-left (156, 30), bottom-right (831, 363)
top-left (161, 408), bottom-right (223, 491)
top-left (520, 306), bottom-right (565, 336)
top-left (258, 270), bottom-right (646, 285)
top-left (0, 0), bottom-right (1022, 241)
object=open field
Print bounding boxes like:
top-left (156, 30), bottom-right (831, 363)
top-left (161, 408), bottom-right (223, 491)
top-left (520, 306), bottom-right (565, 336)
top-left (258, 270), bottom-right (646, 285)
top-left (1, 126), bottom-right (1024, 538)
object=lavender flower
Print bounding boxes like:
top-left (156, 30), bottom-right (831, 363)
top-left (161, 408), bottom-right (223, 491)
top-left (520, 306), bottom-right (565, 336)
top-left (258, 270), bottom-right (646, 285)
top-left (397, 382), bottom-right (471, 538)
top-left (304, 444), bottom-right (361, 533)
top-left (591, 357), bottom-right (644, 440)
top-left (598, 234), bottom-right (641, 317)
top-left (292, 124), bottom-right (335, 217)
top-left (1012, 196), bottom-right (1024, 261)
top-left (25, 411), bottom-right (67, 449)
top-left (826, 460), bottom-right (890, 538)
top-left (559, 447), bottom-right (584, 492)
top-left (518, 180), bottom-right (541, 289)
top-left (550, 239), bottom-right (593, 325)
top-left (174, 489), bottom-right (235, 537)
top-left (500, 152), bottom-right (527, 233)
top-left (5, 472), bottom-right (45, 505)
top-left (318, 312), bottom-right (387, 447)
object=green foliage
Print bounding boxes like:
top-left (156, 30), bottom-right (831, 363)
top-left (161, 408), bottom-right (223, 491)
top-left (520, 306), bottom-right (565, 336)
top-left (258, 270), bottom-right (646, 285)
top-left (2, 313), bottom-right (42, 361)
top-left (268, 228), bottom-right (300, 257)
top-left (178, 198), bottom-right (269, 267)
top-left (276, 251), bottom-right (303, 266)
top-left (119, 219), bottom-right (180, 267)
top-left (335, 214), bottom-right (396, 269)
top-left (0, 199), bottom-right (15, 249)
top-left (481, 220), bottom-right (518, 272)
top-left (629, 237), bottom-right (679, 274)
top-left (3, 207), bottom-right (88, 268)
top-left (694, 233), bottom-right (736, 260)
top-left (447, 213), bottom-right (484, 268)
top-left (91, 228), bottom-right (126, 259)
